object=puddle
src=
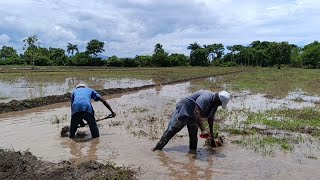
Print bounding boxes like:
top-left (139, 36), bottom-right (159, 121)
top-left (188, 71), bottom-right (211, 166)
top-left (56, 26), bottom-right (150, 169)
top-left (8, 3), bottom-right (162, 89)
top-left (229, 91), bottom-right (316, 112)
top-left (0, 81), bottom-right (320, 179)
top-left (0, 77), bottom-right (153, 103)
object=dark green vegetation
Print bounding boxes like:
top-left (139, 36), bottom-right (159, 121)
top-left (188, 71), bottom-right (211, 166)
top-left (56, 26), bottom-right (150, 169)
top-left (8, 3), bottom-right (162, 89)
top-left (1, 35), bottom-right (320, 68)
top-left (0, 149), bottom-right (136, 180)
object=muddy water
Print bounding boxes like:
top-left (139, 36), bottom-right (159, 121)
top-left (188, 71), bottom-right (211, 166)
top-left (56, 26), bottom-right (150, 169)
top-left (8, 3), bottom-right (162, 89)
top-left (0, 81), bottom-right (320, 179)
top-left (0, 77), bottom-right (153, 102)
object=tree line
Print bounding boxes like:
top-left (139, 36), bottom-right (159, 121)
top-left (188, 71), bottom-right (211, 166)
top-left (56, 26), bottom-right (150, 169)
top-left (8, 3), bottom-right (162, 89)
top-left (0, 35), bottom-right (319, 68)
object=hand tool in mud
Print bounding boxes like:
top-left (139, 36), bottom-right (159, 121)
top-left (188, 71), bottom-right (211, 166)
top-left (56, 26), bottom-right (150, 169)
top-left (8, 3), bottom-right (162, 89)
top-left (60, 114), bottom-right (114, 137)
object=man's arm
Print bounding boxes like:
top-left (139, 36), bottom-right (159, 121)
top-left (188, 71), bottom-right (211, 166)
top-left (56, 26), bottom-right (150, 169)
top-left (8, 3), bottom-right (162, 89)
top-left (208, 115), bottom-right (214, 139)
top-left (194, 105), bottom-right (206, 132)
top-left (98, 97), bottom-right (116, 117)
top-left (71, 93), bottom-right (74, 109)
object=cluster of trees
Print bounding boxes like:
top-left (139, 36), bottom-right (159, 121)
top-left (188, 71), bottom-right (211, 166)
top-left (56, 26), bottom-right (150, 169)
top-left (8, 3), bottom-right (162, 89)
top-left (1, 35), bottom-right (320, 68)
top-left (0, 35), bottom-right (106, 66)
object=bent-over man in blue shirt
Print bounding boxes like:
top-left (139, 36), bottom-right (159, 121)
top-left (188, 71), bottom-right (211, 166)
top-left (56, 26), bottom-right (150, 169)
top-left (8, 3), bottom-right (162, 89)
top-left (153, 90), bottom-right (230, 153)
top-left (70, 84), bottom-right (116, 139)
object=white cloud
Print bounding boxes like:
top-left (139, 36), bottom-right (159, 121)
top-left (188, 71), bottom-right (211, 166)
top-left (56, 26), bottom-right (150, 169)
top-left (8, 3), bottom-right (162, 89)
top-left (0, 0), bottom-right (319, 57)
top-left (0, 34), bottom-right (11, 45)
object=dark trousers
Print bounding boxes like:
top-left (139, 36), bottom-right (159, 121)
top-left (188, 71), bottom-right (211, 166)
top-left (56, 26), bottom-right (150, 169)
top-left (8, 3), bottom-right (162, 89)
top-left (154, 117), bottom-right (198, 151)
top-left (69, 112), bottom-right (99, 138)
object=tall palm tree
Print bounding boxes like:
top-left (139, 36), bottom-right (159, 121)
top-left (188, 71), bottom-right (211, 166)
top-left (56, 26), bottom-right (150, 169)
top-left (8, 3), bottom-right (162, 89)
top-left (154, 43), bottom-right (163, 54)
top-left (187, 42), bottom-right (201, 52)
top-left (67, 43), bottom-right (79, 55)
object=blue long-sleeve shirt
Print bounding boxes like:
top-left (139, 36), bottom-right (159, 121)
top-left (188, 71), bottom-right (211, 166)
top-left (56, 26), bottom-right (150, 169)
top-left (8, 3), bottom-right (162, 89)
top-left (71, 87), bottom-right (101, 115)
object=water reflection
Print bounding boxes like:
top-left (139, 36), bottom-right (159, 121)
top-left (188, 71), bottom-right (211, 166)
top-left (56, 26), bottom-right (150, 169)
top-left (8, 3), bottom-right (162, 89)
top-left (61, 138), bottom-right (100, 164)
top-left (157, 148), bottom-right (215, 180)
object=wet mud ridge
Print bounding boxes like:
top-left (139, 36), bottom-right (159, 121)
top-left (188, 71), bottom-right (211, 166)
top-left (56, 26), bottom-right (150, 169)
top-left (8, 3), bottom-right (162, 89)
top-left (0, 149), bottom-right (136, 180)
top-left (0, 70), bottom-right (243, 114)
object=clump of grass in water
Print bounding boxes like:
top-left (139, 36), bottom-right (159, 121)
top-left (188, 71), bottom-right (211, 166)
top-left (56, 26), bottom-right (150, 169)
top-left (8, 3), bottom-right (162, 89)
top-left (51, 114), bottom-right (68, 124)
top-left (232, 134), bottom-right (296, 157)
top-left (224, 127), bottom-right (254, 135)
top-left (131, 106), bottom-right (149, 113)
top-left (245, 107), bottom-right (320, 136)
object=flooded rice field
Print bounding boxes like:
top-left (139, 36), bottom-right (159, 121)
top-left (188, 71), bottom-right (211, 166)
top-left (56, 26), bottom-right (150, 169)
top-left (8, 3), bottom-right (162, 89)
top-left (0, 77), bottom-right (320, 179)
top-left (0, 77), bottom-right (153, 102)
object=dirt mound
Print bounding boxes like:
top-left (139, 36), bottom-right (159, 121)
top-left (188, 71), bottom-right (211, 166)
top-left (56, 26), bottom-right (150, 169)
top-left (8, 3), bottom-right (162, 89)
top-left (0, 149), bottom-right (136, 180)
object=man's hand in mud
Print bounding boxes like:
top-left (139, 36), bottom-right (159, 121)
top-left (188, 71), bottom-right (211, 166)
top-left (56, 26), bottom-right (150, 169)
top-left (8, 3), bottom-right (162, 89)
top-left (200, 130), bottom-right (211, 139)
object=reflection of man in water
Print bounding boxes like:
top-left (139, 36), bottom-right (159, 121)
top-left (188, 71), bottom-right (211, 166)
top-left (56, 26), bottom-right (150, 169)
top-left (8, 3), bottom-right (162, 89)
top-left (70, 84), bottom-right (116, 139)
top-left (67, 138), bottom-right (100, 163)
top-left (153, 90), bottom-right (230, 153)
top-left (157, 151), bottom-right (214, 179)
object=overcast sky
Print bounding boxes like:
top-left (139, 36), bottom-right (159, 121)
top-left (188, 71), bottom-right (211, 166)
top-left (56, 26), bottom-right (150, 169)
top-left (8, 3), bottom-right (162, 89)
top-left (0, 0), bottom-right (319, 57)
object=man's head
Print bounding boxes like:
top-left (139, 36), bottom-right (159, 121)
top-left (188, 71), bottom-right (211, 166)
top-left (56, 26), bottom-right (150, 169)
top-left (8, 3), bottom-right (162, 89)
top-left (76, 84), bottom-right (86, 88)
top-left (218, 91), bottom-right (230, 109)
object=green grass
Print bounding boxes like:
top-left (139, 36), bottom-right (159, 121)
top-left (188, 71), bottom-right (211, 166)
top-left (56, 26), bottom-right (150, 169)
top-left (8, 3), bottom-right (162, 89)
top-left (0, 66), bottom-right (243, 83)
top-left (208, 67), bottom-right (320, 97)
top-left (245, 107), bottom-right (320, 136)
top-left (232, 134), bottom-right (296, 156)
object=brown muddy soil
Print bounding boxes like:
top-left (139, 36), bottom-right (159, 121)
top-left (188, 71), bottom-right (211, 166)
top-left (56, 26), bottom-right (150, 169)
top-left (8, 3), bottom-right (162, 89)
top-left (0, 149), bottom-right (136, 180)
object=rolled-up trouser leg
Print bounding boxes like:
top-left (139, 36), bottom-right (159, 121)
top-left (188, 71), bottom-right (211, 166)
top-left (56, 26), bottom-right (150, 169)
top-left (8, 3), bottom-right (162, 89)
top-left (154, 126), bottom-right (181, 150)
top-left (187, 122), bottom-right (198, 151)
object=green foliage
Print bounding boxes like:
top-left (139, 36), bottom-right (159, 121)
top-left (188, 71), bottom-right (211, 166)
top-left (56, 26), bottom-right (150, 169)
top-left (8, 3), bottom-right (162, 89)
top-left (49, 48), bottom-right (68, 66)
top-left (152, 43), bottom-right (170, 67)
top-left (23, 47), bottom-right (53, 66)
top-left (106, 55), bottom-right (123, 67)
top-left (67, 53), bottom-right (103, 66)
top-left (134, 55), bottom-right (152, 67)
top-left (187, 42), bottom-right (201, 51)
top-left (301, 41), bottom-right (320, 68)
top-left (23, 35), bottom-right (39, 66)
top-left (66, 43), bottom-right (79, 55)
top-left (168, 53), bottom-right (189, 66)
top-left (0, 35), bottom-right (319, 69)
top-left (291, 47), bottom-right (303, 67)
top-left (265, 42), bottom-right (292, 69)
top-left (0, 46), bottom-right (23, 65)
top-left (86, 39), bottom-right (105, 56)
top-left (121, 57), bottom-right (139, 67)
top-left (190, 48), bottom-right (209, 66)
top-left (204, 43), bottom-right (224, 60)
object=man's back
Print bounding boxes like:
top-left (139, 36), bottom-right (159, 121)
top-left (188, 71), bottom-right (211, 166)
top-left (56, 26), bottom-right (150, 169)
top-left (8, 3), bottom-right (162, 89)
top-left (71, 87), bottom-right (101, 115)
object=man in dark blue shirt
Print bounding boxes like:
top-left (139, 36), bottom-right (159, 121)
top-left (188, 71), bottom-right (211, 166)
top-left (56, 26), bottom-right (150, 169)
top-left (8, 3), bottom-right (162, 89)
top-left (153, 90), bottom-right (230, 153)
top-left (70, 84), bottom-right (116, 139)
